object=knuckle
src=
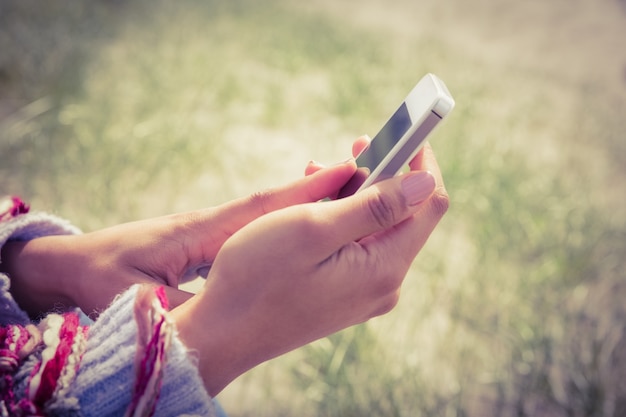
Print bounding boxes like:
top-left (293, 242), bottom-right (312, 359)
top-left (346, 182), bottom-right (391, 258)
top-left (373, 274), bottom-right (400, 298)
top-left (371, 289), bottom-right (401, 317)
top-left (293, 208), bottom-right (322, 237)
top-left (366, 192), bottom-right (400, 229)
top-left (284, 205), bottom-right (327, 245)
top-left (368, 264), bottom-right (404, 310)
top-left (247, 188), bottom-right (276, 216)
top-left (173, 210), bottom-right (202, 228)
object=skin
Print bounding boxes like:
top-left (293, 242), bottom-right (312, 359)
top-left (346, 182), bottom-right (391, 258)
top-left (1, 155), bottom-right (360, 317)
top-left (0, 138), bottom-right (448, 397)
top-left (172, 141), bottom-right (448, 395)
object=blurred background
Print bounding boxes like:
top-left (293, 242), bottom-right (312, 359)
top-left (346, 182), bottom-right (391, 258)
top-left (1, 0), bottom-right (625, 415)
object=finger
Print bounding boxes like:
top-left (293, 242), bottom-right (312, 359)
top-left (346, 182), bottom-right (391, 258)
top-left (304, 160), bottom-right (326, 176)
top-left (352, 135), bottom-right (371, 158)
top-left (177, 159), bottom-right (357, 256)
top-left (235, 158), bottom-right (356, 216)
top-left (366, 144), bottom-right (449, 265)
top-left (408, 142), bottom-right (436, 175)
top-left (306, 135), bottom-right (370, 176)
top-left (314, 170), bottom-right (436, 253)
top-left (410, 142), bottom-right (446, 197)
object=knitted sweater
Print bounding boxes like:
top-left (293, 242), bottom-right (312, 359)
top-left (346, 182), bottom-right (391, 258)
top-left (0, 197), bottom-right (217, 417)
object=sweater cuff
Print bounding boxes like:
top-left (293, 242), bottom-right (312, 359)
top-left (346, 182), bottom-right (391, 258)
top-left (59, 285), bottom-right (215, 417)
top-left (0, 211), bottom-right (81, 246)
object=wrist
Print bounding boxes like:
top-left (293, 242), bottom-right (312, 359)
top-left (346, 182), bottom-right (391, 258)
top-left (171, 290), bottom-right (257, 396)
top-left (1, 236), bottom-right (78, 317)
top-left (170, 283), bottom-right (300, 396)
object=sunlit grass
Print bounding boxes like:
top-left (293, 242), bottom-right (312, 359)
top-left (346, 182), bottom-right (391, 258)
top-left (1, 0), bottom-right (625, 416)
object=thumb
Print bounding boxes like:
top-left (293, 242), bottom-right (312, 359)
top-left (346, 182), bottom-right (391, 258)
top-left (323, 171), bottom-right (436, 244)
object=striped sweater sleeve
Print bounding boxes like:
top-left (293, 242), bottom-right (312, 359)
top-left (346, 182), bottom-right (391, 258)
top-left (0, 197), bottom-right (217, 416)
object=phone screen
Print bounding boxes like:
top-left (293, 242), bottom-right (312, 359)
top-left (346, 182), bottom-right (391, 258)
top-left (338, 103), bottom-right (413, 197)
top-left (357, 102), bottom-right (412, 173)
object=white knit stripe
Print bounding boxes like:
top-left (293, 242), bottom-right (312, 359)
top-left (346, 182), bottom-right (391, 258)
top-left (28, 314), bottom-right (64, 400)
top-left (7, 325), bottom-right (20, 352)
top-left (50, 325), bottom-right (88, 403)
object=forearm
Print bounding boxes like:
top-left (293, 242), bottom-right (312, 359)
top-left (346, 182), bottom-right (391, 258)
top-left (0, 206), bottom-right (82, 320)
top-left (1, 237), bottom-right (77, 317)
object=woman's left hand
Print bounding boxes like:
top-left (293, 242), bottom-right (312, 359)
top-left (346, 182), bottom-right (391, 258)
top-left (1, 155), bottom-right (359, 317)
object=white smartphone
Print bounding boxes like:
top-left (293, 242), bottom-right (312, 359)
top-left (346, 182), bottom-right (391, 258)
top-left (338, 73), bottom-right (455, 197)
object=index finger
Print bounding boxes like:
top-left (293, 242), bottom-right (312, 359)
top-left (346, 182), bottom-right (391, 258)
top-left (409, 142), bottom-right (445, 191)
top-left (175, 159), bottom-right (357, 258)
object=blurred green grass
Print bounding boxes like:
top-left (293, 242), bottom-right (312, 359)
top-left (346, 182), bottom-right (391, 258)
top-left (1, 0), bottom-right (626, 416)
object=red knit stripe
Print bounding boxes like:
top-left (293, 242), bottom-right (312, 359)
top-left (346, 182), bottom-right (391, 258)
top-left (33, 313), bottom-right (79, 406)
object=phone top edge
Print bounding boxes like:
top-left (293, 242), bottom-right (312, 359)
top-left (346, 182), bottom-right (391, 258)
top-left (345, 73), bottom-right (455, 195)
top-left (404, 73), bottom-right (455, 123)
top-left (433, 95), bottom-right (455, 118)
top-left (429, 73), bottom-right (455, 117)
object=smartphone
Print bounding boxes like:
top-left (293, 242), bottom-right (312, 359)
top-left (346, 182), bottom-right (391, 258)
top-left (338, 73), bottom-right (455, 198)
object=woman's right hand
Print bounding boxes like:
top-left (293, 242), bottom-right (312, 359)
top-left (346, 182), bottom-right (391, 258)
top-left (171, 143), bottom-right (449, 396)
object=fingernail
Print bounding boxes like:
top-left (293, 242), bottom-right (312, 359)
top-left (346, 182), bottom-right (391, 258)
top-left (334, 157), bottom-right (355, 166)
top-left (401, 171), bottom-right (436, 206)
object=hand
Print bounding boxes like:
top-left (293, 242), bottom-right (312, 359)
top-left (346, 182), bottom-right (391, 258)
top-left (1, 156), bottom-right (359, 317)
top-left (171, 142), bottom-right (449, 395)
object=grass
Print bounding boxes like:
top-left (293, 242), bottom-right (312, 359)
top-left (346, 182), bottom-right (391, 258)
top-left (1, 0), bottom-right (626, 415)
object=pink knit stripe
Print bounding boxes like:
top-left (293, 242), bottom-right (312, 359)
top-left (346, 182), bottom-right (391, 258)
top-left (0, 324), bottom-right (40, 373)
top-left (0, 324), bottom-right (43, 414)
top-left (155, 285), bottom-right (169, 311)
top-left (125, 286), bottom-right (173, 417)
top-left (0, 196), bottom-right (30, 221)
top-left (32, 313), bottom-right (80, 408)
